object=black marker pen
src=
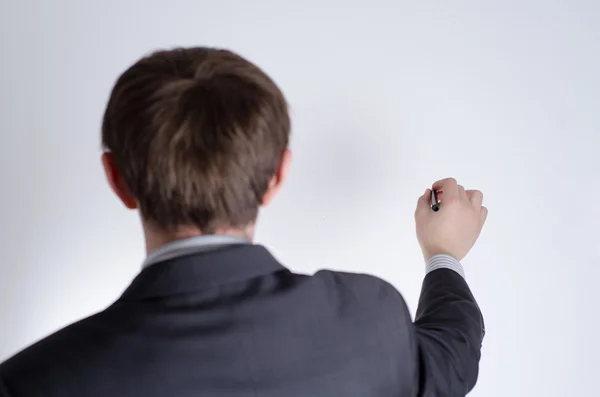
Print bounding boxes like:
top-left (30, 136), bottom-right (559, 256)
top-left (431, 190), bottom-right (440, 212)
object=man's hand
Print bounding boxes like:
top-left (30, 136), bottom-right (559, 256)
top-left (415, 177), bottom-right (488, 261)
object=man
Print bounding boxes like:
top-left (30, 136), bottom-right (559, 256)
top-left (0, 47), bottom-right (487, 396)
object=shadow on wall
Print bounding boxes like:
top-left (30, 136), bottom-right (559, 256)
top-left (289, 99), bottom-right (400, 206)
top-left (0, 217), bottom-right (43, 361)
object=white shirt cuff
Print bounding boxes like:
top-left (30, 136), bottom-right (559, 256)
top-left (426, 254), bottom-right (465, 279)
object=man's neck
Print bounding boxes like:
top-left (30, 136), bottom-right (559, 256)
top-left (142, 222), bottom-right (254, 255)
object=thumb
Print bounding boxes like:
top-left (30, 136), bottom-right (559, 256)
top-left (416, 189), bottom-right (432, 212)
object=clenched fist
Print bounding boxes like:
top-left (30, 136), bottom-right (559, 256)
top-left (415, 178), bottom-right (488, 261)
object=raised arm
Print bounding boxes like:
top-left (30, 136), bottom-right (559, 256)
top-left (411, 178), bottom-right (488, 396)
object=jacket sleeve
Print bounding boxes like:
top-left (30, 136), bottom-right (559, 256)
top-left (0, 377), bottom-right (10, 397)
top-left (412, 268), bottom-right (485, 396)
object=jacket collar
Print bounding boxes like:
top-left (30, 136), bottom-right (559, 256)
top-left (120, 244), bottom-right (287, 300)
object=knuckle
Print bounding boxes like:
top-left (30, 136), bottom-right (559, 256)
top-left (446, 195), bottom-right (460, 204)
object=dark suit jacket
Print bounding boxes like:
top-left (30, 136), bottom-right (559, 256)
top-left (0, 245), bottom-right (484, 396)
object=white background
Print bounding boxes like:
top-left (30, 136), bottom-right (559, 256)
top-left (1, 1), bottom-right (599, 395)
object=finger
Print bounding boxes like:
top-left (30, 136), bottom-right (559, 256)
top-left (432, 177), bottom-right (459, 201)
top-left (480, 206), bottom-right (488, 224)
top-left (466, 190), bottom-right (483, 208)
top-left (458, 184), bottom-right (467, 199)
top-left (416, 189), bottom-right (432, 211)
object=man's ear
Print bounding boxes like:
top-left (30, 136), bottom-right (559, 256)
top-left (101, 152), bottom-right (138, 210)
top-left (261, 148), bottom-right (292, 207)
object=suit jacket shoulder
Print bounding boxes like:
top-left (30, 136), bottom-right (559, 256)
top-left (0, 309), bottom-right (99, 383)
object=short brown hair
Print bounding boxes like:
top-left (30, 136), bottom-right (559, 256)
top-left (101, 47), bottom-right (290, 233)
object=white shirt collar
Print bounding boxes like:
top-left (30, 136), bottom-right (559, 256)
top-left (142, 235), bottom-right (250, 269)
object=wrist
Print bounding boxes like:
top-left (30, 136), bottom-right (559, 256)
top-left (422, 246), bottom-right (464, 262)
top-left (422, 248), bottom-right (458, 262)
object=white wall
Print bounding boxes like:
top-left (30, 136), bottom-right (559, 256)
top-left (1, 1), bottom-right (598, 395)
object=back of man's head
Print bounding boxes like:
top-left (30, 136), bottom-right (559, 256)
top-left (101, 47), bottom-right (290, 234)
